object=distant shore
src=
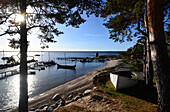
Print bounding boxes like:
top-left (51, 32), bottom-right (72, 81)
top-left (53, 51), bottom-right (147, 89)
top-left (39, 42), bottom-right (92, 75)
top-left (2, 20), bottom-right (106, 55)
top-left (10, 60), bottom-right (118, 112)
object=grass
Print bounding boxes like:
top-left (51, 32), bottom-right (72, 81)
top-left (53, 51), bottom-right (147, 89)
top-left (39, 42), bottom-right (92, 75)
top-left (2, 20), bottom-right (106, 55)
top-left (54, 105), bottom-right (91, 112)
top-left (96, 80), bottom-right (158, 112)
top-left (54, 59), bottom-right (158, 112)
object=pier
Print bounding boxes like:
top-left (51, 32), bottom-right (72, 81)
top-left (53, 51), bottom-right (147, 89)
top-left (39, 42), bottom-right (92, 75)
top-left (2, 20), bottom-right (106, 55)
top-left (0, 68), bottom-right (19, 79)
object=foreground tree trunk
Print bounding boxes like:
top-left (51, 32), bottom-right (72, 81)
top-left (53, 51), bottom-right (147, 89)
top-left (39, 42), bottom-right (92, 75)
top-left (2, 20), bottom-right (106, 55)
top-left (144, 2), bottom-right (153, 85)
top-left (145, 38), bottom-right (153, 85)
top-left (19, 0), bottom-right (28, 112)
top-left (147, 0), bottom-right (170, 111)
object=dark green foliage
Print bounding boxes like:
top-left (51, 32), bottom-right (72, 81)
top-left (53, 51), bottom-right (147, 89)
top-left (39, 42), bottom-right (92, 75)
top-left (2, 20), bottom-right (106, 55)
top-left (1, 56), bottom-right (16, 64)
top-left (101, 0), bottom-right (145, 43)
top-left (101, 0), bottom-right (169, 43)
top-left (8, 38), bottom-right (20, 49)
top-left (120, 43), bottom-right (144, 72)
top-left (0, 0), bottom-right (104, 48)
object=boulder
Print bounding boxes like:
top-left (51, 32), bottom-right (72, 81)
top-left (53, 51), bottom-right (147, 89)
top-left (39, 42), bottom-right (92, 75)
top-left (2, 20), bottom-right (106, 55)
top-left (55, 99), bottom-right (65, 108)
top-left (52, 94), bottom-right (61, 101)
top-left (29, 108), bottom-right (36, 111)
top-left (46, 106), bottom-right (54, 112)
top-left (73, 95), bottom-right (81, 101)
top-left (93, 86), bottom-right (97, 90)
top-left (40, 104), bottom-right (48, 109)
top-left (68, 94), bottom-right (73, 100)
top-left (77, 93), bottom-right (83, 97)
top-left (35, 109), bottom-right (41, 112)
top-left (91, 95), bottom-right (103, 101)
top-left (41, 106), bottom-right (48, 111)
top-left (83, 89), bottom-right (91, 96)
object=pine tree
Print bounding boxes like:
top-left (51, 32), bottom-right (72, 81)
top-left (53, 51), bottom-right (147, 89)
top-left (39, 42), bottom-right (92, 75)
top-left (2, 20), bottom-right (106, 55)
top-left (101, 0), bottom-right (154, 85)
top-left (0, 0), bottom-right (103, 111)
top-left (101, 0), bottom-right (170, 111)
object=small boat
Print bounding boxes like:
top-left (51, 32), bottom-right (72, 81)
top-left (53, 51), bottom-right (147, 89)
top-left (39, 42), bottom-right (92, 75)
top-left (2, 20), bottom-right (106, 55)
top-left (80, 59), bottom-right (93, 63)
top-left (57, 53), bottom-right (76, 70)
top-left (110, 71), bottom-right (138, 90)
top-left (57, 63), bottom-right (76, 70)
top-left (28, 71), bottom-right (36, 75)
top-left (35, 54), bottom-right (40, 56)
top-left (43, 60), bottom-right (56, 65)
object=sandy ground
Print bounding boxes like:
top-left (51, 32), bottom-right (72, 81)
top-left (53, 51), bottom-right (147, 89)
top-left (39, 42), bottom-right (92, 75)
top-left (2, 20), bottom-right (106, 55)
top-left (10, 60), bottom-right (118, 111)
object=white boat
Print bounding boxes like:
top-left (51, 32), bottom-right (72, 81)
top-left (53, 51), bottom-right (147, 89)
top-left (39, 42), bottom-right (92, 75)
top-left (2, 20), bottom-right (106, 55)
top-left (110, 71), bottom-right (138, 90)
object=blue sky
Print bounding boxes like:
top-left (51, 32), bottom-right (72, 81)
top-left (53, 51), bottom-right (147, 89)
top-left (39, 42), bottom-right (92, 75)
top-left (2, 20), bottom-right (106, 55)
top-left (0, 15), bottom-right (136, 51)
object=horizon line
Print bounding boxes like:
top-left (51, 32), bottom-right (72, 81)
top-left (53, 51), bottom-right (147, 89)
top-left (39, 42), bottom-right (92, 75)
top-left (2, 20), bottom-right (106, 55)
top-left (0, 50), bottom-right (126, 52)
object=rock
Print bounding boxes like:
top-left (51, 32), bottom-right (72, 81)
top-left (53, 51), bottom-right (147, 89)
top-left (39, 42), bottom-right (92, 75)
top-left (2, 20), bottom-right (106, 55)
top-left (68, 94), bottom-right (73, 100)
top-left (46, 106), bottom-right (54, 112)
top-left (73, 95), bottom-right (81, 101)
top-left (78, 93), bottom-right (83, 97)
top-left (66, 100), bottom-right (73, 104)
top-left (93, 86), bottom-right (97, 90)
top-left (55, 99), bottom-right (65, 108)
top-left (50, 104), bottom-right (56, 109)
top-left (57, 100), bottom-right (65, 107)
top-left (60, 99), bottom-right (65, 106)
top-left (40, 104), bottom-right (48, 109)
top-left (29, 108), bottom-right (36, 111)
top-left (91, 95), bottom-right (103, 101)
top-left (52, 94), bottom-right (61, 101)
top-left (35, 109), bottom-right (41, 112)
top-left (42, 106), bottom-right (48, 111)
top-left (55, 101), bottom-right (60, 107)
top-left (83, 89), bottom-right (92, 96)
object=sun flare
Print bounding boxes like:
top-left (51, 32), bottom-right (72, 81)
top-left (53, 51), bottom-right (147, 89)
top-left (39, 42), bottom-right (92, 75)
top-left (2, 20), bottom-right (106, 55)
top-left (15, 14), bottom-right (24, 22)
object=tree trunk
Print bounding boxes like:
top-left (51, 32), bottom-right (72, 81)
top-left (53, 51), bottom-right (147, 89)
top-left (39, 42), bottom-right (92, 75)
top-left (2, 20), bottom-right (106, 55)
top-left (147, 0), bottom-right (170, 111)
top-left (19, 0), bottom-right (28, 112)
top-left (144, 2), bottom-right (154, 85)
top-left (145, 37), bottom-right (153, 85)
top-left (143, 38), bottom-right (147, 79)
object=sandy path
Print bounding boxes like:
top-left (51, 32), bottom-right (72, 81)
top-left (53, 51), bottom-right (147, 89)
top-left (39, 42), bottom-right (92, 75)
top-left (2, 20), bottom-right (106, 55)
top-left (10, 60), bottom-right (118, 111)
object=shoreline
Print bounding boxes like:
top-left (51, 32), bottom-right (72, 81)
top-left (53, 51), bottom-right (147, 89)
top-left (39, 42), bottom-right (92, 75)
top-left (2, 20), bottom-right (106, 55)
top-left (10, 60), bottom-right (118, 111)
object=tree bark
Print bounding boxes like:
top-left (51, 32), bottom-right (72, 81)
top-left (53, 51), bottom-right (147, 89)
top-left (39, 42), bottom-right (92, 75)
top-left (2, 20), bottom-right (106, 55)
top-left (143, 38), bottom-right (147, 79)
top-left (144, 1), bottom-right (154, 85)
top-left (19, 0), bottom-right (28, 112)
top-left (147, 0), bottom-right (170, 111)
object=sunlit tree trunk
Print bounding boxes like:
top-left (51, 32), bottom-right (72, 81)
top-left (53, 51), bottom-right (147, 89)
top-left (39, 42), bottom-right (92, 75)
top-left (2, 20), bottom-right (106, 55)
top-left (144, 1), bottom-right (153, 85)
top-left (147, 0), bottom-right (170, 111)
top-left (19, 0), bottom-right (28, 111)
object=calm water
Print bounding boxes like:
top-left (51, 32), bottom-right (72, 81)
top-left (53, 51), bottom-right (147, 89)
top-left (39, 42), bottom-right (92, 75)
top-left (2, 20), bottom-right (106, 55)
top-left (0, 51), bottom-right (119, 111)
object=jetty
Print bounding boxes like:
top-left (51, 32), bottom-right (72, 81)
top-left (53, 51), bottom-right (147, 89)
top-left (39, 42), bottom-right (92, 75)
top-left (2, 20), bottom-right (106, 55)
top-left (0, 68), bottom-right (19, 79)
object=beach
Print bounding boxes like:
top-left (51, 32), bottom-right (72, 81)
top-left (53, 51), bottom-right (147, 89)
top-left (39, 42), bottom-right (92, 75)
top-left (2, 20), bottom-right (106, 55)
top-left (10, 60), bottom-right (118, 111)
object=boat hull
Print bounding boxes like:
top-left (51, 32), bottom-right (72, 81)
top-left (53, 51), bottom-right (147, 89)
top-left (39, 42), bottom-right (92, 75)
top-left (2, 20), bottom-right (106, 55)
top-left (110, 71), bottom-right (138, 90)
top-left (57, 64), bottom-right (76, 70)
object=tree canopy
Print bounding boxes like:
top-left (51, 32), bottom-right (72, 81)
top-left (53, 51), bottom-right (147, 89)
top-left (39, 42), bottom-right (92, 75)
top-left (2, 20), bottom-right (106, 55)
top-left (0, 0), bottom-right (103, 48)
top-left (101, 0), bottom-right (170, 43)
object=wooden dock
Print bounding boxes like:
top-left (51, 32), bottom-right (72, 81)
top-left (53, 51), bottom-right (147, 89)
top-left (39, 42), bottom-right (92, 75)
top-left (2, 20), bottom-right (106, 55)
top-left (0, 68), bottom-right (19, 79)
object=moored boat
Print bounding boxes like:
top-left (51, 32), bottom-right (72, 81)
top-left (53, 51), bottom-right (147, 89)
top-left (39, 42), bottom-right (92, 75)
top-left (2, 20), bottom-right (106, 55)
top-left (110, 71), bottom-right (138, 90)
top-left (57, 63), bottom-right (76, 70)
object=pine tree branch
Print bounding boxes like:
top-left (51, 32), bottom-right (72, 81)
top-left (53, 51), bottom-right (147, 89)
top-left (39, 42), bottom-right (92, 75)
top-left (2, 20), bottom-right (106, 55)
top-left (26, 25), bottom-right (44, 31)
top-left (0, 30), bottom-right (20, 36)
top-left (137, 21), bottom-right (149, 38)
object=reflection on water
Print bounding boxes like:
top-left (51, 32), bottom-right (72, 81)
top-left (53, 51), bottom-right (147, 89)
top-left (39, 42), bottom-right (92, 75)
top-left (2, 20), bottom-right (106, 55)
top-left (0, 61), bottom-right (105, 111)
top-left (0, 75), bottom-right (19, 111)
top-left (0, 51), bottom-right (118, 111)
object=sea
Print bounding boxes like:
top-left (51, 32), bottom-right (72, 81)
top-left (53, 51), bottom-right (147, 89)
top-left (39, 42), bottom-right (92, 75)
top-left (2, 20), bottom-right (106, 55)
top-left (0, 51), bottom-right (121, 111)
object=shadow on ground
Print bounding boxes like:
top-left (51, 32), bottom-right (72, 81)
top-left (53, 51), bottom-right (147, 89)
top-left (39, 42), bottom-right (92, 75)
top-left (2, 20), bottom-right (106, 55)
top-left (118, 80), bottom-right (158, 104)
